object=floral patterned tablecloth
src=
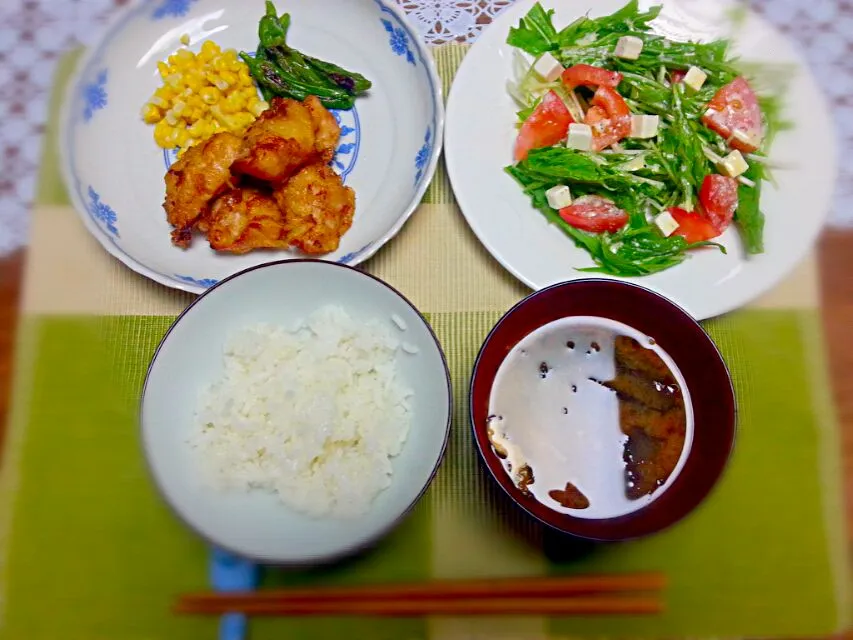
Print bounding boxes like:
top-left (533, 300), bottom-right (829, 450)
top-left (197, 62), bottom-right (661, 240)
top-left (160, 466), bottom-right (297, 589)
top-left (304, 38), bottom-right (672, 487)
top-left (0, 0), bottom-right (850, 255)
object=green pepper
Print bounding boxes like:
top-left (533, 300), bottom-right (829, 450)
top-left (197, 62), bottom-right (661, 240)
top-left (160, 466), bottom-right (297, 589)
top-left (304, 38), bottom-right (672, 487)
top-left (254, 47), bottom-right (274, 102)
top-left (303, 56), bottom-right (372, 94)
top-left (258, 1), bottom-right (288, 48)
top-left (239, 53), bottom-right (355, 109)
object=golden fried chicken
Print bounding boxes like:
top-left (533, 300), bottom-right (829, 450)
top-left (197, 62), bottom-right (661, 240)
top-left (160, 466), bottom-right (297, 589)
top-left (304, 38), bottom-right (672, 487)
top-left (304, 95), bottom-right (341, 163)
top-left (231, 98), bottom-right (318, 183)
top-left (163, 131), bottom-right (243, 248)
top-left (273, 164), bottom-right (355, 254)
top-left (204, 187), bottom-right (289, 254)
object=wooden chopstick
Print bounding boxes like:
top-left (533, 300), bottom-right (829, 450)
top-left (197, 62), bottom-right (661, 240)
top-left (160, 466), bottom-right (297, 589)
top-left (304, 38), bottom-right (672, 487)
top-left (176, 595), bottom-right (663, 617)
top-left (175, 573), bottom-right (665, 617)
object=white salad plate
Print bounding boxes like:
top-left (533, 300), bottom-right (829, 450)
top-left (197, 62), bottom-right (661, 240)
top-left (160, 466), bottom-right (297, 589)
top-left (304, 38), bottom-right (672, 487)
top-left (141, 260), bottom-right (452, 563)
top-left (445, 0), bottom-right (836, 320)
top-left (60, 0), bottom-right (443, 294)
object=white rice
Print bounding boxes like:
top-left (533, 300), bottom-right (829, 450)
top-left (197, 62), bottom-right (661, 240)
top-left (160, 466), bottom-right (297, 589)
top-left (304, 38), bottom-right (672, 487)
top-left (192, 305), bottom-right (413, 518)
top-left (391, 313), bottom-right (408, 331)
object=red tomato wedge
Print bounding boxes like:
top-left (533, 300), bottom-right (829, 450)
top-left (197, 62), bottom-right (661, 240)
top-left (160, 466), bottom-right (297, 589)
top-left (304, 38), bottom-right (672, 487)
top-left (561, 64), bottom-right (623, 89)
top-left (513, 90), bottom-right (574, 162)
top-left (699, 174), bottom-right (739, 232)
top-left (559, 195), bottom-right (629, 233)
top-left (668, 207), bottom-right (720, 243)
top-left (588, 86), bottom-right (632, 151)
top-left (670, 69), bottom-right (687, 83)
top-left (701, 76), bottom-right (763, 153)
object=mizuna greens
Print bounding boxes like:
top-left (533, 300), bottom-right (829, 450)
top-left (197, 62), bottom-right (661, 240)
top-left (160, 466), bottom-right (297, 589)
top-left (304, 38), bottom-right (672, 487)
top-left (505, 1), bottom-right (787, 276)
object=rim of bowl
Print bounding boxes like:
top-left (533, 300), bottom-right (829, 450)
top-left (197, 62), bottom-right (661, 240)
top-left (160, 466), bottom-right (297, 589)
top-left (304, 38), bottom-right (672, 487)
top-left (139, 259), bottom-right (454, 564)
top-left (59, 0), bottom-right (445, 295)
top-left (469, 278), bottom-right (737, 541)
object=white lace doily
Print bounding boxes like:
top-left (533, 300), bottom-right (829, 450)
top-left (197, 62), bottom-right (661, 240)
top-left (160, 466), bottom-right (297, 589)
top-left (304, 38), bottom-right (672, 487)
top-left (1, 0), bottom-right (851, 256)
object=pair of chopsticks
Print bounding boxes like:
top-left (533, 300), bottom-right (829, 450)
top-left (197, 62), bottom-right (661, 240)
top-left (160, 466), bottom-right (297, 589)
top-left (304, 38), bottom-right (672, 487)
top-left (175, 572), bottom-right (665, 617)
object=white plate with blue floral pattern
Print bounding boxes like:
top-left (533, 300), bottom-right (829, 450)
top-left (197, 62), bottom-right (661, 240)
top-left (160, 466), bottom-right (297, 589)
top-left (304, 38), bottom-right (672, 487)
top-left (60, 0), bottom-right (443, 294)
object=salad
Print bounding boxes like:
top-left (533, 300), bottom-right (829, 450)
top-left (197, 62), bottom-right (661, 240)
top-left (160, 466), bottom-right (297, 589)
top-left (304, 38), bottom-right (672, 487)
top-left (505, 1), bottom-right (787, 276)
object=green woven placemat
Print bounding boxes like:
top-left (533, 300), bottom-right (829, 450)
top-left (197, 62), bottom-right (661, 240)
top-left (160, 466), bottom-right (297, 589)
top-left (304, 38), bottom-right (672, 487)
top-left (0, 42), bottom-right (847, 640)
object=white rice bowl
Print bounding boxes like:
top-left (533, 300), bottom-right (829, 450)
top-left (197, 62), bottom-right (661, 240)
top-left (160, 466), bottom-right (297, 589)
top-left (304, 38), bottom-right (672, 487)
top-left (140, 260), bottom-right (451, 563)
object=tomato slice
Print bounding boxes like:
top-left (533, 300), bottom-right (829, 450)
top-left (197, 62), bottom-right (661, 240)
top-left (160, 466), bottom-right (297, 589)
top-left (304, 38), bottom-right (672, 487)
top-left (668, 207), bottom-right (720, 243)
top-left (699, 174), bottom-right (739, 232)
top-left (587, 86), bottom-right (632, 151)
top-left (559, 195), bottom-right (629, 233)
top-left (670, 69), bottom-right (686, 83)
top-left (701, 76), bottom-right (763, 153)
top-left (561, 64), bottom-right (623, 89)
top-left (513, 90), bottom-right (574, 162)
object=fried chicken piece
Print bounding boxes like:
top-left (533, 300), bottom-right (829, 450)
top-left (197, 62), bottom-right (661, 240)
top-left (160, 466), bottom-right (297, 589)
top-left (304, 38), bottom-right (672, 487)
top-left (273, 164), bottom-right (355, 255)
top-left (231, 98), bottom-right (318, 183)
top-left (304, 95), bottom-right (341, 163)
top-left (163, 132), bottom-right (243, 247)
top-left (204, 187), bottom-right (289, 254)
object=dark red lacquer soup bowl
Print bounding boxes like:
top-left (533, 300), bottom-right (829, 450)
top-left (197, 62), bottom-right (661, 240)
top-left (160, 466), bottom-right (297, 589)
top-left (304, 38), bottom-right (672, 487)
top-left (469, 279), bottom-right (736, 541)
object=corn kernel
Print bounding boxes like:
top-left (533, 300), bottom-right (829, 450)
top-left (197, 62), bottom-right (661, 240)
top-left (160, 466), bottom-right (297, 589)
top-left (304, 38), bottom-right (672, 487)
top-left (175, 48), bottom-right (194, 62)
top-left (186, 94), bottom-right (205, 110)
top-left (185, 72), bottom-right (205, 93)
top-left (149, 95), bottom-right (169, 109)
top-left (220, 71), bottom-right (237, 86)
top-left (222, 49), bottom-right (238, 64)
top-left (201, 40), bottom-right (220, 56)
top-left (171, 100), bottom-right (187, 116)
top-left (175, 128), bottom-right (190, 147)
top-left (179, 33), bottom-right (190, 46)
top-left (188, 120), bottom-right (206, 137)
top-left (154, 86), bottom-right (175, 101)
top-left (157, 61), bottom-right (170, 78)
top-left (249, 100), bottom-right (268, 117)
top-left (222, 94), bottom-right (244, 113)
top-left (153, 120), bottom-right (173, 146)
top-left (164, 73), bottom-right (182, 89)
top-left (199, 86), bottom-right (221, 105)
top-left (141, 103), bottom-right (163, 124)
top-left (210, 105), bottom-right (227, 124)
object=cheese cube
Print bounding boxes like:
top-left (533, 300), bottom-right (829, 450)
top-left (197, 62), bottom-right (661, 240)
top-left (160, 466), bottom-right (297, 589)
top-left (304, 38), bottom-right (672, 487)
top-left (630, 115), bottom-right (659, 139)
top-left (732, 129), bottom-right (760, 149)
top-left (567, 123), bottom-right (593, 151)
top-left (718, 150), bottom-right (749, 177)
top-left (654, 211), bottom-right (679, 237)
top-left (683, 66), bottom-right (707, 92)
top-left (614, 35), bottom-right (644, 60)
top-left (545, 185), bottom-right (573, 209)
top-left (533, 52), bottom-right (563, 82)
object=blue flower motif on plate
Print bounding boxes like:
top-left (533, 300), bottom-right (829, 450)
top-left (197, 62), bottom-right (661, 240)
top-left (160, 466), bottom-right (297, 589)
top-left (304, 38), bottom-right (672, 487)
top-left (83, 70), bottom-right (108, 122)
top-left (152, 0), bottom-right (197, 19)
top-left (329, 107), bottom-right (361, 181)
top-left (338, 243), bottom-right (373, 265)
top-left (86, 186), bottom-right (119, 237)
top-left (414, 127), bottom-right (432, 186)
top-left (175, 274), bottom-right (219, 288)
top-left (374, 1), bottom-right (416, 66)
